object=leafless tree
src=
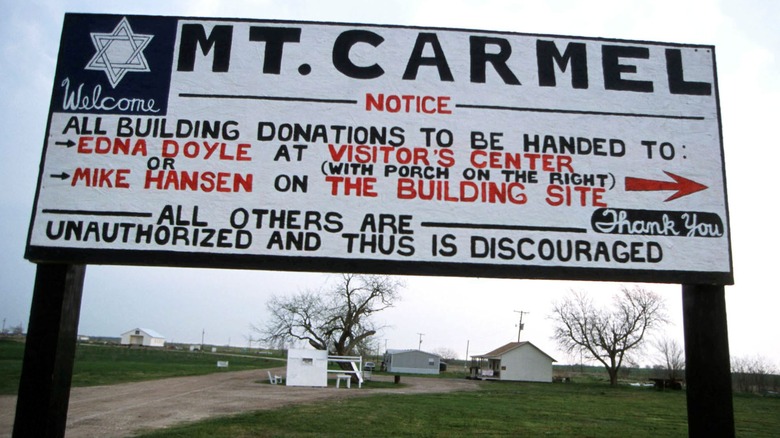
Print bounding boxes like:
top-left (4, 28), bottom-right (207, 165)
top-left (655, 337), bottom-right (685, 381)
top-left (6, 323), bottom-right (24, 336)
top-left (731, 355), bottom-right (778, 394)
top-left (433, 347), bottom-right (458, 361)
top-left (258, 274), bottom-right (402, 357)
top-left (550, 286), bottom-right (668, 386)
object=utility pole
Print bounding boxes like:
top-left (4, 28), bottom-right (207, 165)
top-left (417, 333), bottom-right (424, 350)
top-left (465, 340), bottom-right (470, 371)
top-left (514, 310), bottom-right (529, 342)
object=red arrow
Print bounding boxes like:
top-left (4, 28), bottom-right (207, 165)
top-left (625, 171), bottom-right (708, 201)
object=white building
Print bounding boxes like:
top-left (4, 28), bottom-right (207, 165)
top-left (286, 349), bottom-right (365, 388)
top-left (383, 349), bottom-right (441, 375)
top-left (470, 342), bottom-right (556, 382)
top-left (120, 328), bottom-right (165, 347)
top-left (286, 349), bottom-right (329, 387)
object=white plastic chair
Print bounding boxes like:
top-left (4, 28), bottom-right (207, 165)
top-left (267, 371), bottom-right (283, 384)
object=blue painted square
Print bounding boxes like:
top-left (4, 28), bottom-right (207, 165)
top-left (52, 14), bottom-right (178, 115)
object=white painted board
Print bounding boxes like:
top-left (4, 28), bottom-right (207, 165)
top-left (26, 14), bottom-right (732, 284)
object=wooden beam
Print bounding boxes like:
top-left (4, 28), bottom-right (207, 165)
top-left (13, 264), bottom-right (86, 438)
top-left (682, 284), bottom-right (734, 437)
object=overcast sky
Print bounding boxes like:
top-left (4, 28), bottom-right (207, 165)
top-left (1, 0), bottom-right (778, 368)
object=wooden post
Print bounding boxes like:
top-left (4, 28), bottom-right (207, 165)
top-left (13, 263), bottom-right (86, 438)
top-left (682, 284), bottom-right (734, 437)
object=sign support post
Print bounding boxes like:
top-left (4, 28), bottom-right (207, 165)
top-left (682, 284), bottom-right (734, 437)
top-left (13, 263), bottom-right (86, 438)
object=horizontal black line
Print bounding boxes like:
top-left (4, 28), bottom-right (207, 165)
top-left (180, 93), bottom-right (358, 105)
top-left (42, 209), bottom-right (153, 218)
top-left (421, 222), bottom-right (587, 233)
top-left (456, 104), bottom-right (704, 120)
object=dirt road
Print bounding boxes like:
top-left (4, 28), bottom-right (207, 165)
top-left (0, 369), bottom-right (480, 437)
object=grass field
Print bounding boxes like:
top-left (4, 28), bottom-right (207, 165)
top-left (134, 379), bottom-right (780, 437)
top-left (2, 338), bottom-right (779, 436)
top-left (0, 338), bottom-right (283, 394)
top-left (0, 339), bottom-right (25, 394)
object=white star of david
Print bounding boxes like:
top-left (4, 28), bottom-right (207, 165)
top-left (85, 17), bottom-right (153, 88)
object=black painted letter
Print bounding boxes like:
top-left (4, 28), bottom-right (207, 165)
top-left (248, 27), bottom-right (302, 74)
top-left (177, 24), bottom-right (233, 72)
top-left (537, 40), bottom-right (588, 89)
top-left (666, 49), bottom-right (712, 95)
top-left (602, 45), bottom-right (653, 92)
top-left (332, 30), bottom-right (385, 79)
top-left (403, 33), bottom-right (454, 81)
top-left (470, 36), bottom-right (521, 85)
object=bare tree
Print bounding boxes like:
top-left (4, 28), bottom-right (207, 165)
top-left (655, 337), bottom-right (685, 381)
top-left (551, 286), bottom-right (668, 386)
top-left (259, 274), bottom-right (402, 357)
top-left (731, 355), bottom-right (778, 394)
top-left (6, 323), bottom-right (24, 336)
top-left (433, 347), bottom-right (458, 361)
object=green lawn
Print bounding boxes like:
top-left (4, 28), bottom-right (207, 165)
top-left (0, 338), bottom-right (283, 394)
top-left (135, 380), bottom-right (780, 437)
top-left (0, 339), bottom-right (26, 394)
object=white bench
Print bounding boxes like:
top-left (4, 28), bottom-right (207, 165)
top-left (335, 374), bottom-right (351, 388)
top-left (327, 355), bottom-right (364, 388)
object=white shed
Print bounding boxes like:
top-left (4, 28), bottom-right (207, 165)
top-left (286, 349), bottom-right (329, 387)
top-left (383, 349), bottom-right (441, 375)
top-left (470, 342), bottom-right (556, 382)
top-left (120, 328), bottom-right (165, 347)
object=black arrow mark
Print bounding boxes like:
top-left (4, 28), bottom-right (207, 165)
top-left (55, 140), bottom-right (76, 148)
top-left (50, 172), bottom-right (70, 180)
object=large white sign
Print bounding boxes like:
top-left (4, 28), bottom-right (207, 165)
top-left (26, 14), bottom-right (733, 284)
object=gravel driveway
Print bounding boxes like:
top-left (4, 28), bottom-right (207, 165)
top-left (0, 368), bottom-right (480, 437)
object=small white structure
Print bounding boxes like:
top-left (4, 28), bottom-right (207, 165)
top-left (120, 328), bottom-right (165, 347)
top-left (286, 349), bottom-right (365, 388)
top-left (286, 349), bottom-right (328, 387)
top-left (383, 349), bottom-right (441, 375)
top-left (470, 341), bottom-right (556, 382)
